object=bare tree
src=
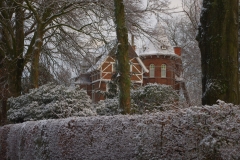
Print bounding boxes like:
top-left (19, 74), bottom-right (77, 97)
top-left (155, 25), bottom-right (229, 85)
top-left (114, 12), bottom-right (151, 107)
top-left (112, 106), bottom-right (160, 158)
top-left (0, 0), bottom-right (173, 122)
top-left (164, 0), bottom-right (202, 105)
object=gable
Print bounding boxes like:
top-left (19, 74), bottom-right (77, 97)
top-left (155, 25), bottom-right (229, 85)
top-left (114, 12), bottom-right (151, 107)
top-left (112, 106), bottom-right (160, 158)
top-left (87, 43), bottom-right (139, 73)
top-left (108, 43), bottom-right (138, 59)
top-left (130, 58), bottom-right (138, 64)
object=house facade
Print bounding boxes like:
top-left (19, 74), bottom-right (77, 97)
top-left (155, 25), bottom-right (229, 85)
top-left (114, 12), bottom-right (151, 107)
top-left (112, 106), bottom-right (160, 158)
top-left (73, 24), bottom-right (183, 102)
top-left (139, 42), bottom-right (182, 90)
top-left (74, 44), bottom-right (149, 102)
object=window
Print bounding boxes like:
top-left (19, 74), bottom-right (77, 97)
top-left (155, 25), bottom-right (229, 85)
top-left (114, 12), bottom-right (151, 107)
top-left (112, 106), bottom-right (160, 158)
top-left (149, 64), bottom-right (155, 78)
top-left (81, 66), bottom-right (88, 73)
top-left (161, 64), bottom-right (166, 78)
top-left (161, 45), bottom-right (167, 50)
top-left (130, 63), bottom-right (132, 72)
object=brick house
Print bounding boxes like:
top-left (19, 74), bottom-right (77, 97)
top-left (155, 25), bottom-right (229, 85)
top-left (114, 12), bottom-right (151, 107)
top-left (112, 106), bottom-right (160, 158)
top-left (74, 42), bottom-right (149, 102)
top-left (139, 38), bottom-right (182, 90)
top-left (73, 25), bottom-right (183, 102)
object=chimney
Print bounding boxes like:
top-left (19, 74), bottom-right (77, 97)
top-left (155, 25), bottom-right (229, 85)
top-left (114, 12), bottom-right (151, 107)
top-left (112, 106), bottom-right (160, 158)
top-left (131, 34), bottom-right (136, 51)
top-left (174, 47), bottom-right (181, 56)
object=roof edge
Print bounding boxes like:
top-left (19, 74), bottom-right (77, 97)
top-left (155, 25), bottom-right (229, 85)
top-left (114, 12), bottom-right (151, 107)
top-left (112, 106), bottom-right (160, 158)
top-left (136, 57), bottom-right (149, 73)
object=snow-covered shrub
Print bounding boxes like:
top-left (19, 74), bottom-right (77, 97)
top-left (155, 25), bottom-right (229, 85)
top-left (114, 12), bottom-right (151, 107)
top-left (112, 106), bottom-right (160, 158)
top-left (7, 83), bottom-right (96, 122)
top-left (96, 84), bottom-right (179, 115)
top-left (95, 98), bottom-right (123, 116)
top-left (1, 100), bottom-right (240, 159)
top-left (131, 83), bottom-right (179, 113)
top-left (104, 80), bottom-right (119, 99)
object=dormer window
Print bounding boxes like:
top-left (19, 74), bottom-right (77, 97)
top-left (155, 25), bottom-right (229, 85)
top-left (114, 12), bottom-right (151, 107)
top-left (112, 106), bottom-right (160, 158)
top-left (143, 45), bottom-right (147, 51)
top-left (161, 45), bottom-right (167, 50)
top-left (81, 66), bottom-right (88, 73)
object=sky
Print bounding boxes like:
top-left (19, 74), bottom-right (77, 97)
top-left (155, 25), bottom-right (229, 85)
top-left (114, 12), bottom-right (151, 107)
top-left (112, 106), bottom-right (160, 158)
top-left (170, 0), bottom-right (182, 8)
top-left (169, 0), bottom-right (183, 12)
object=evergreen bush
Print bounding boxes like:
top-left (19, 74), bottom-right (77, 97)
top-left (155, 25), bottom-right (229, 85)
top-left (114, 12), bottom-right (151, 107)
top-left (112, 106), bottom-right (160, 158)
top-left (96, 83), bottom-right (179, 115)
top-left (7, 83), bottom-right (96, 122)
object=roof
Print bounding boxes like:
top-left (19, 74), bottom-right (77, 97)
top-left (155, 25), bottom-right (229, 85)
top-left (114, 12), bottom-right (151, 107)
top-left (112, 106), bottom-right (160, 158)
top-left (74, 73), bottom-right (91, 85)
top-left (86, 41), bottom-right (115, 73)
top-left (87, 53), bottom-right (108, 73)
top-left (137, 22), bottom-right (180, 58)
top-left (87, 41), bottom-right (139, 73)
top-left (138, 40), bottom-right (178, 57)
top-left (108, 44), bottom-right (138, 59)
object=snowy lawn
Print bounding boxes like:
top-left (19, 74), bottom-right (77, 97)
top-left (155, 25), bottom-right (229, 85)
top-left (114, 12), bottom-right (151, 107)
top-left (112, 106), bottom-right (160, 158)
top-left (1, 100), bottom-right (240, 159)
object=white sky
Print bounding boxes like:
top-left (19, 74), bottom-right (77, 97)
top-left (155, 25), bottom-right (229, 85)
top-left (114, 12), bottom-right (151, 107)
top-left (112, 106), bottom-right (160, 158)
top-left (141, 0), bottom-right (182, 10)
top-left (169, 0), bottom-right (183, 13)
top-left (170, 0), bottom-right (182, 8)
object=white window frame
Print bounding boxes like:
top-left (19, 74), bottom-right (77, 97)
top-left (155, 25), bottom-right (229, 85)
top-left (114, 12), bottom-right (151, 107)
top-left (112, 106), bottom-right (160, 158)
top-left (161, 64), bottom-right (166, 78)
top-left (149, 64), bottom-right (155, 78)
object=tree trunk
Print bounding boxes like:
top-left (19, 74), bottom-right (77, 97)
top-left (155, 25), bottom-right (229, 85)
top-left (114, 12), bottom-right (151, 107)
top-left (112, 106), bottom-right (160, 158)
top-left (0, 0), bottom-right (24, 125)
top-left (8, 0), bottom-right (24, 97)
top-left (30, 27), bottom-right (44, 89)
top-left (114, 0), bottom-right (131, 114)
top-left (180, 81), bottom-right (191, 106)
top-left (7, 0), bottom-right (24, 97)
top-left (238, 2), bottom-right (240, 70)
top-left (7, 59), bottom-right (24, 97)
top-left (0, 100), bottom-right (7, 125)
top-left (29, 4), bottom-right (54, 89)
top-left (197, 0), bottom-right (239, 105)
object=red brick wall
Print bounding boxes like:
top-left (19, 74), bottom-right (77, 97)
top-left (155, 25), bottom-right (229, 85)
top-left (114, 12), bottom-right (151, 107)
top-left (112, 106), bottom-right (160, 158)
top-left (91, 71), bottom-right (101, 82)
top-left (141, 55), bottom-right (179, 89)
top-left (87, 81), bottom-right (107, 103)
